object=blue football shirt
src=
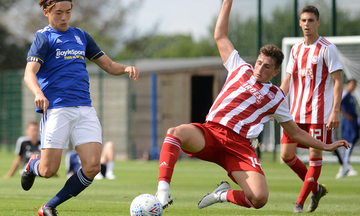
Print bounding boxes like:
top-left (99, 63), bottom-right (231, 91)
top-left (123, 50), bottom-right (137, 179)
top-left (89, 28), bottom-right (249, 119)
top-left (27, 25), bottom-right (105, 113)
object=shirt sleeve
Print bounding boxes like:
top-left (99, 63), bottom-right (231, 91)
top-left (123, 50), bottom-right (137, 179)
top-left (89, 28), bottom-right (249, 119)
top-left (14, 136), bottom-right (29, 155)
top-left (272, 99), bottom-right (294, 123)
top-left (27, 32), bottom-right (49, 64)
top-left (224, 49), bottom-right (252, 76)
top-left (286, 46), bottom-right (296, 74)
top-left (84, 31), bottom-right (105, 60)
top-left (325, 44), bottom-right (343, 73)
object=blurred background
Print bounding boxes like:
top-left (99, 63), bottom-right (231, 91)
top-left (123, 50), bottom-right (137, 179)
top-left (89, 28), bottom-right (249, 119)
top-left (1, 0), bottom-right (360, 161)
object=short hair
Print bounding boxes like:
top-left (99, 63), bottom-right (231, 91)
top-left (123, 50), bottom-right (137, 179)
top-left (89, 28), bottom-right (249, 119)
top-left (258, 45), bottom-right (284, 70)
top-left (346, 79), bottom-right (357, 84)
top-left (27, 121), bottom-right (39, 128)
top-left (38, 0), bottom-right (73, 11)
top-left (300, 5), bottom-right (320, 20)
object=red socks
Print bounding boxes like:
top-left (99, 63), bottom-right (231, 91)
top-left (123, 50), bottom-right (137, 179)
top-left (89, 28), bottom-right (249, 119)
top-left (226, 190), bottom-right (257, 208)
top-left (283, 155), bottom-right (308, 181)
top-left (158, 134), bottom-right (181, 184)
top-left (296, 158), bottom-right (322, 205)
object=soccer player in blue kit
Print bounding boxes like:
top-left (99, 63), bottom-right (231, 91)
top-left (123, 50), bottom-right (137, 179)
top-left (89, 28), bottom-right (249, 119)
top-left (21, 0), bottom-right (139, 215)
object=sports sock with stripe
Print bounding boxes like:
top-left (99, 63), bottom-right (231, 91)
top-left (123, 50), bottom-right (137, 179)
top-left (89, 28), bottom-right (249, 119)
top-left (158, 134), bottom-right (181, 184)
top-left (45, 168), bottom-right (92, 208)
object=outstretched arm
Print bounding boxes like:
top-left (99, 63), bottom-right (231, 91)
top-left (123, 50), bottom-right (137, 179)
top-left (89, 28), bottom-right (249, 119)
top-left (214, 0), bottom-right (235, 63)
top-left (280, 120), bottom-right (349, 151)
top-left (92, 54), bottom-right (139, 81)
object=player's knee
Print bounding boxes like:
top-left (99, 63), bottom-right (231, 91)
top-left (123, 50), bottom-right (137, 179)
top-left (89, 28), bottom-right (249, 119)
top-left (167, 124), bottom-right (188, 136)
top-left (40, 167), bottom-right (58, 178)
top-left (250, 193), bottom-right (268, 209)
top-left (83, 163), bottom-right (101, 178)
top-left (280, 151), bottom-right (294, 162)
top-left (167, 126), bottom-right (179, 136)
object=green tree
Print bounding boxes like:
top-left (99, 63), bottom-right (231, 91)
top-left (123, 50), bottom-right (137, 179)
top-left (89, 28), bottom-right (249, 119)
top-left (0, 0), bottom-right (143, 70)
top-left (117, 0), bottom-right (360, 61)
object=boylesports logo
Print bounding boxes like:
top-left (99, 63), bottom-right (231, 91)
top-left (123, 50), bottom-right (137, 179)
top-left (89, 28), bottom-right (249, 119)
top-left (56, 49), bottom-right (85, 60)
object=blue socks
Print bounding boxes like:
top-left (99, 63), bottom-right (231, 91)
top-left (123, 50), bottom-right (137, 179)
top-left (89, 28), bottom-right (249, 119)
top-left (45, 168), bottom-right (92, 208)
top-left (29, 158), bottom-right (42, 177)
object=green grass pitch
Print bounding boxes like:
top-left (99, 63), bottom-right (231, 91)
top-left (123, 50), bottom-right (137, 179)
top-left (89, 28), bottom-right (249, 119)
top-left (0, 150), bottom-right (359, 215)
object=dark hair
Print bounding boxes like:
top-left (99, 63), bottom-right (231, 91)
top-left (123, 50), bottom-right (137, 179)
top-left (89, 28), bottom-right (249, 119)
top-left (301, 5), bottom-right (320, 20)
top-left (346, 79), bottom-right (357, 84)
top-left (38, 0), bottom-right (73, 11)
top-left (258, 45), bottom-right (284, 69)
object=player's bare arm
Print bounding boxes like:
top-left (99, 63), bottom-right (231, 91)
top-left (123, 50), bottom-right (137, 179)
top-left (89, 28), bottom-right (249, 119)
top-left (24, 61), bottom-right (49, 114)
top-left (92, 54), bottom-right (139, 81)
top-left (327, 70), bottom-right (343, 130)
top-left (280, 73), bottom-right (291, 94)
top-left (280, 120), bottom-right (349, 151)
top-left (214, 0), bottom-right (235, 63)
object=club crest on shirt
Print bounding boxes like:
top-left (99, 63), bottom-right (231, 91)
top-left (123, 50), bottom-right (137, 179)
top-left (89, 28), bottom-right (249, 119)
top-left (267, 91), bottom-right (275, 100)
top-left (241, 82), bottom-right (264, 105)
top-left (311, 55), bottom-right (319, 64)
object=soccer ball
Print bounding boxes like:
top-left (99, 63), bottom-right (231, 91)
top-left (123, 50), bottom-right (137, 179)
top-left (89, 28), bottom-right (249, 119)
top-left (130, 194), bottom-right (163, 216)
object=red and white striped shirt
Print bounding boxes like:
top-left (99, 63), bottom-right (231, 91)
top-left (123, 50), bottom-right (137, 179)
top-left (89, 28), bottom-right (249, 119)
top-left (286, 36), bottom-right (343, 124)
top-left (206, 50), bottom-right (293, 139)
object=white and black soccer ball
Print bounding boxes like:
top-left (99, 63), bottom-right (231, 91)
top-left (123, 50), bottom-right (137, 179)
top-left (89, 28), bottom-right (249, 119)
top-left (130, 194), bottom-right (163, 216)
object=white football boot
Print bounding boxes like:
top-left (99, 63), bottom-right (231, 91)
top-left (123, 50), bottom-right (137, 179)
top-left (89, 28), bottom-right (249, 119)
top-left (336, 165), bottom-right (349, 179)
top-left (156, 190), bottom-right (173, 209)
top-left (198, 181), bottom-right (231, 209)
top-left (94, 172), bottom-right (104, 180)
top-left (105, 171), bottom-right (116, 180)
top-left (347, 165), bottom-right (358, 176)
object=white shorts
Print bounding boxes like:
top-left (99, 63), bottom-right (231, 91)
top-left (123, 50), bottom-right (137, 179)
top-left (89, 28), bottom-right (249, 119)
top-left (40, 106), bottom-right (102, 149)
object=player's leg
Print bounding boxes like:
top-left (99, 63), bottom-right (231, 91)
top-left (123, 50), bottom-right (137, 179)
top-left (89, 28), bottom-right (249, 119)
top-left (101, 141), bottom-right (116, 179)
top-left (281, 128), bottom-right (309, 181)
top-left (39, 107), bottom-right (102, 213)
top-left (156, 123), bottom-right (206, 208)
top-left (295, 148), bottom-right (324, 207)
top-left (38, 148), bottom-right (63, 177)
top-left (281, 143), bottom-right (308, 180)
top-left (21, 148), bottom-right (62, 191)
top-left (22, 109), bottom-right (69, 191)
top-left (344, 129), bottom-right (359, 176)
top-left (43, 142), bottom-right (101, 211)
top-left (304, 124), bottom-right (330, 212)
top-left (198, 133), bottom-right (266, 210)
top-left (230, 171), bottom-right (268, 208)
top-left (198, 171), bottom-right (268, 209)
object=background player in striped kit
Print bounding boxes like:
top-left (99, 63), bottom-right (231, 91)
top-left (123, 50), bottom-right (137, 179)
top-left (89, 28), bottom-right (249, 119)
top-left (155, 0), bottom-right (349, 211)
top-left (21, 0), bottom-right (139, 215)
top-left (279, 5), bottom-right (343, 213)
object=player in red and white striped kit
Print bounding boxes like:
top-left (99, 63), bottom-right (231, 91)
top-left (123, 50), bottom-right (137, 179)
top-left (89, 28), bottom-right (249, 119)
top-left (155, 0), bottom-right (349, 211)
top-left (280, 5), bottom-right (343, 213)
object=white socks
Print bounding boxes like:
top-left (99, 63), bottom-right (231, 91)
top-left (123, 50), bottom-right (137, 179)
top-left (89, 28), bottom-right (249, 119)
top-left (106, 161), bottom-right (114, 172)
top-left (158, 180), bottom-right (170, 191)
top-left (220, 191), bottom-right (228, 202)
